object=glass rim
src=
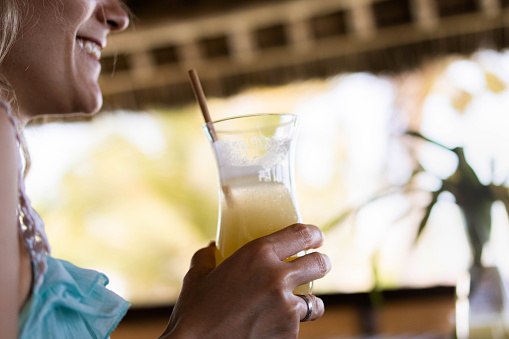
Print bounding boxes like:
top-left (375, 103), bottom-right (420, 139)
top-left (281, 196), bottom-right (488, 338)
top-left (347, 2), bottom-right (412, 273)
top-left (202, 113), bottom-right (298, 134)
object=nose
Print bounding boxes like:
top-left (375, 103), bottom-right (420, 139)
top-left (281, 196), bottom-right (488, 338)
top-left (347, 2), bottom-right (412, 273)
top-left (97, 0), bottom-right (130, 32)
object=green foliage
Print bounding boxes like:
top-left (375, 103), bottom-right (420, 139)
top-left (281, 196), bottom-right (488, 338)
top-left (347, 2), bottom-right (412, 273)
top-left (41, 110), bottom-right (219, 304)
top-left (408, 132), bottom-right (506, 268)
top-left (325, 130), bottom-right (509, 273)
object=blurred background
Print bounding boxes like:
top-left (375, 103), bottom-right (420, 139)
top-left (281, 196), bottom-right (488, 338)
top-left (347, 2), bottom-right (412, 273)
top-left (25, 0), bottom-right (509, 337)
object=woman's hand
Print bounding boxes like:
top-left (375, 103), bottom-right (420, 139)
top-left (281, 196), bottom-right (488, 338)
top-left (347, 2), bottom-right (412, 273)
top-left (160, 223), bottom-right (331, 339)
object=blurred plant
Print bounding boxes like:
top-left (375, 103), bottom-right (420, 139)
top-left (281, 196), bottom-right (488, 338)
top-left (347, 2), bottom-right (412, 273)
top-left (406, 131), bottom-right (509, 270)
top-left (324, 53), bottom-right (509, 283)
top-left (323, 130), bottom-right (509, 274)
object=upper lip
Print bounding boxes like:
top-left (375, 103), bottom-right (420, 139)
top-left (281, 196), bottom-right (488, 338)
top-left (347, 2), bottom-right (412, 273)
top-left (76, 36), bottom-right (105, 49)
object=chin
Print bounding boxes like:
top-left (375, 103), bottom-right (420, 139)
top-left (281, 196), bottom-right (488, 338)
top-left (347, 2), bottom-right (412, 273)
top-left (35, 93), bottom-right (103, 120)
top-left (73, 88), bottom-right (104, 115)
top-left (21, 97), bottom-right (102, 123)
top-left (82, 96), bottom-right (103, 115)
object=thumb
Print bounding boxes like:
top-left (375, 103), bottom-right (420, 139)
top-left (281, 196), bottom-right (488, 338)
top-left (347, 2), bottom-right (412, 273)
top-left (188, 241), bottom-right (216, 275)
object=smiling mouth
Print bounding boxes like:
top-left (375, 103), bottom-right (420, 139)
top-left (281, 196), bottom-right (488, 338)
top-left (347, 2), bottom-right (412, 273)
top-left (77, 38), bottom-right (102, 60)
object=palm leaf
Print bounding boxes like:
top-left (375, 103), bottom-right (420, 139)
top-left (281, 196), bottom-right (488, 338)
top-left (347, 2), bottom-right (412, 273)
top-left (415, 189), bottom-right (441, 242)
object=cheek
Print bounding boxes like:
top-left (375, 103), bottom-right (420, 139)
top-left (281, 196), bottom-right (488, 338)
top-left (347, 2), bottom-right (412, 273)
top-left (61, 0), bottom-right (95, 25)
top-left (5, 0), bottom-right (100, 115)
top-left (21, 0), bottom-right (92, 46)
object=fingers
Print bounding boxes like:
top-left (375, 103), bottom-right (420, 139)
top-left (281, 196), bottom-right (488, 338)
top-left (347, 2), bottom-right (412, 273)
top-left (183, 242), bottom-right (216, 289)
top-left (287, 252), bottom-right (331, 288)
top-left (263, 224), bottom-right (325, 261)
top-left (295, 294), bottom-right (324, 322)
top-left (241, 224), bottom-right (329, 290)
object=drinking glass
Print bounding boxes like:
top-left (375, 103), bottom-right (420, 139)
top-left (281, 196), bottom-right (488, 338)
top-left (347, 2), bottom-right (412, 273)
top-left (203, 113), bottom-right (311, 294)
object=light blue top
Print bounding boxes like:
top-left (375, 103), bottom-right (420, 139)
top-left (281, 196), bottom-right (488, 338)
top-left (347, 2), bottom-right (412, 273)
top-left (3, 106), bottom-right (130, 338)
top-left (18, 255), bottom-right (130, 339)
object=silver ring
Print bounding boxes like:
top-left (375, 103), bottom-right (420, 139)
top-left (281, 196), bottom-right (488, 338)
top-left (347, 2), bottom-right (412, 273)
top-left (296, 294), bottom-right (313, 322)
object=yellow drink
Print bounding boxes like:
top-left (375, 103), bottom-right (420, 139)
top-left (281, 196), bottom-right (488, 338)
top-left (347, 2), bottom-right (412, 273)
top-left (203, 114), bottom-right (310, 294)
top-left (216, 177), bottom-right (312, 294)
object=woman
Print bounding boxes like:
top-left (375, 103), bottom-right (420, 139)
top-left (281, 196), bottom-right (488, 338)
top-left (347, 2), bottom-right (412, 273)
top-left (0, 1), bottom-right (331, 338)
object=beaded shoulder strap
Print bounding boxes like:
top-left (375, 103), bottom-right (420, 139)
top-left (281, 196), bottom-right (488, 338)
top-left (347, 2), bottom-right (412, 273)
top-left (1, 101), bottom-right (50, 288)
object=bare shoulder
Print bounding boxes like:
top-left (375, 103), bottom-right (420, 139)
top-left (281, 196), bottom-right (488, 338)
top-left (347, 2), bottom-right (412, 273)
top-left (0, 101), bottom-right (20, 235)
top-left (0, 106), bottom-right (17, 178)
top-left (0, 103), bottom-right (17, 188)
top-left (0, 104), bottom-right (19, 234)
top-left (0, 103), bottom-right (21, 339)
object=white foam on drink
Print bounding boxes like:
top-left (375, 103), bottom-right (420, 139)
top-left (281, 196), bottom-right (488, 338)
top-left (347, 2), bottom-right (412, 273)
top-left (213, 136), bottom-right (291, 174)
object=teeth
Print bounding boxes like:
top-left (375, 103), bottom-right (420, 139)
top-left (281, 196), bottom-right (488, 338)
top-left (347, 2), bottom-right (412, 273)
top-left (77, 39), bottom-right (101, 60)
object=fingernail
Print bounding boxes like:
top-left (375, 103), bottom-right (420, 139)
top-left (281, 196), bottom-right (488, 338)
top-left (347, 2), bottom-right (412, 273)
top-left (318, 229), bottom-right (325, 243)
top-left (323, 254), bottom-right (332, 273)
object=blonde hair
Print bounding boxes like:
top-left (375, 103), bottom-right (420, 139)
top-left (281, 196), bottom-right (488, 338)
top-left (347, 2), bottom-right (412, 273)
top-left (0, 0), bottom-right (21, 108)
top-left (0, 0), bottom-right (20, 62)
top-left (0, 0), bottom-right (31, 175)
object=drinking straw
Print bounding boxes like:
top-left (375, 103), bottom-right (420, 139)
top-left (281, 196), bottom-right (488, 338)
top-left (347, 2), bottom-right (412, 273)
top-left (188, 68), bottom-right (233, 205)
top-left (188, 68), bottom-right (217, 142)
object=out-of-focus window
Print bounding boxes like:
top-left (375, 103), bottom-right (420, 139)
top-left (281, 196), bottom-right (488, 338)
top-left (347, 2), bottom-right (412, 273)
top-left (25, 49), bottom-right (509, 305)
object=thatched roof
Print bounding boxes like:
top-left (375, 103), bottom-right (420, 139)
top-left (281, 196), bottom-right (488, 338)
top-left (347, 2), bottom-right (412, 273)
top-left (99, 0), bottom-right (509, 110)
